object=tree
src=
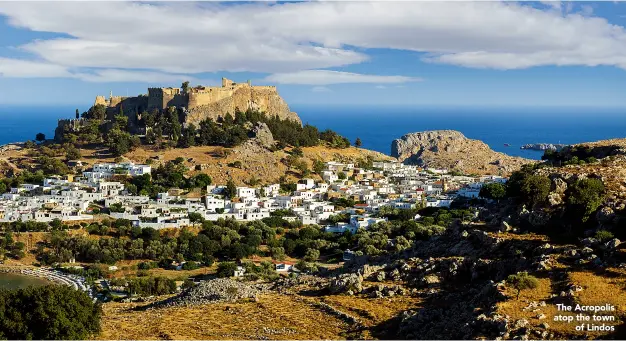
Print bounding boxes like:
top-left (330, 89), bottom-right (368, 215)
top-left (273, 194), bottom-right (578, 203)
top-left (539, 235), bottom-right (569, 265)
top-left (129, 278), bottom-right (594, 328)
top-left (354, 137), bottom-right (362, 148)
top-left (66, 145), bottom-right (82, 160)
top-left (192, 173), bottom-right (212, 189)
top-left (75, 108), bottom-right (80, 119)
top-left (216, 261), bottom-right (237, 277)
top-left (520, 175), bottom-right (551, 207)
top-left (182, 81), bottom-right (190, 94)
top-left (567, 178), bottom-right (605, 222)
top-left (224, 179), bottom-right (237, 199)
top-left (479, 182), bottom-right (507, 201)
top-left (0, 285), bottom-right (102, 339)
top-left (506, 271), bottom-right (539, 299)
top-left (304, 248), bottom-right (320, 262)
top-left (83, 104), bottom-right (107, 120)
top-left (35, 133), bottom-right (46, 142)
top-left (313, 159), bottom-right (325, 174)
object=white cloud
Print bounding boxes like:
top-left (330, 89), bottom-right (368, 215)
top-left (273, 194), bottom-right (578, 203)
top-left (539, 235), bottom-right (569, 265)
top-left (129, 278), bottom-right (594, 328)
top-left (75, 69), bottom-right (200, 83)
top-left (0, 0), bottom-right (624, 83)
top-left (311, 86), bottom-right (331, 93)
top-left (266, 70), bottom-right (420, 85)
top-left (0, 57), bottom-right (203, 83)
top-left (375, 85), bottom-right (388, 89)
top-left (0, 58), bottom-right (71, 78)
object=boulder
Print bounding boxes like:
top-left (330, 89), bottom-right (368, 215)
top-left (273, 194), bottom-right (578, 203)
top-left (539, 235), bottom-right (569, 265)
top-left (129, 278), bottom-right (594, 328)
top-left (605, 238), bottom-right (621, 250)
top-left (250, 122), bottom-right (275, 149)
top-left (329, 273), bottom-right (363, 294)
top-left (596, 207), bottom-right (615, 224)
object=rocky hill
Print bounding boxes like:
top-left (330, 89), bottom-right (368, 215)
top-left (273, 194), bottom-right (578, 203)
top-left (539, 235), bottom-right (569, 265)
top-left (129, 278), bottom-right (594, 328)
top-left (124, 141), bottom-right (392, 186)
top-left (391, 130), bottom-right (533, 175)
top-left (528, 138), bottom-right (626, 227)
top-left (185, 85), bottom-right (300, 126)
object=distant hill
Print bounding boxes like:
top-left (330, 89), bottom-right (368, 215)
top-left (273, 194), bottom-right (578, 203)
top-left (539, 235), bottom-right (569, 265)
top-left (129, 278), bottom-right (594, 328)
top-left (391, 130), bottom-right (533, 175)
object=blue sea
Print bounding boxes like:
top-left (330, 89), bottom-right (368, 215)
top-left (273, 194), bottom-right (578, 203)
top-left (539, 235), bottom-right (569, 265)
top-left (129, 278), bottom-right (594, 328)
top-left (1, 105), bottom-right (625, 160)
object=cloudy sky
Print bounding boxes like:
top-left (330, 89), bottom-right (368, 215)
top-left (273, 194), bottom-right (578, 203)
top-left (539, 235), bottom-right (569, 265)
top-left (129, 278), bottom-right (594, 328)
top-left (0, 1), bottom-right (625, 108)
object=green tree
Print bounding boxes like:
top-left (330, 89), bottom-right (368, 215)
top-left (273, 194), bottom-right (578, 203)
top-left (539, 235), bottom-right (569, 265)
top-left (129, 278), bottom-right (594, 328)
top-left (83, 104), bottom-right (107, 120)
top-left (479, 182), bottom-right (507, 201)
top-left (66, 145), bottom-right (82, 160)
top-left (567, 178), bottom-right (606, 222)
top-left (304, 248), bottom-right (320, 262)
top-left (181, 81), bottom-right (190, 94)
top-left (192, 173), bottom-right (212, 189)
top-left (224, 179), bottom-right (237, 199)
top-left (354, 137), bottom-right (362, 147)
top-left (313, 159), bottom-right (325, 174)
top-left (520, 175), bottom-right (551, 207)
top-left (35, 133), bottom-right (46, 142)
top-left (506, 271), bottom-right (539, 299)
top-left (0, 285), bottom-right (102, 339)
top-left (216, 261), bottom-right (237, 277)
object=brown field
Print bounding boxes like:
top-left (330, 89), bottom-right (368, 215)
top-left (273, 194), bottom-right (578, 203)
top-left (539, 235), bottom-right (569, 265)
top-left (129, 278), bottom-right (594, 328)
top-left (98, 292), bottom-right (413, 340)
top-left (497, 269), bottom-right (625, 339)
top-left (1, 142), bottom-right (392, 187)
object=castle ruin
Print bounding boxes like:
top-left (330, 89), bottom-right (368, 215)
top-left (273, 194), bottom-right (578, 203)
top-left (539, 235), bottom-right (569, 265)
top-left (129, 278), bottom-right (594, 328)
top-left (93, 77), bottom-right (300, 126)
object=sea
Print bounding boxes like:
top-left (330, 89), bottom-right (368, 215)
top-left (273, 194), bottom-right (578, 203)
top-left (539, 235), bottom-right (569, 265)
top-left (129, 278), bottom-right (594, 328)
top-left (1, 105), bottom-right (625, 160)
top-left (0, 272), bottom-right (51, 290)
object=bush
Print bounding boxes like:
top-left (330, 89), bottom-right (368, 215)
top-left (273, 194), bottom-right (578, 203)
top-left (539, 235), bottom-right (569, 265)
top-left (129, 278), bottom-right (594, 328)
top-left (479, 182), bottom-right (506, 201)
top-left (181, 261), bottom-right (200, 271)
top-left (566, 178), bottom-right (606, 222)
top-left (216, 261), bottom-right (237, 278)
top-left (595, 230), bottom-right (614, 243)
top-left (506, 271), bottom-right (539, 299)
top-left (0, 285), bottom-right (101, 339)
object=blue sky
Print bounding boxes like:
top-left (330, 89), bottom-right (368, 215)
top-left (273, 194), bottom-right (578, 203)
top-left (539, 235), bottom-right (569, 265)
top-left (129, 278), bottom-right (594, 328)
top-left (0, 1), bottom-right (625, 109)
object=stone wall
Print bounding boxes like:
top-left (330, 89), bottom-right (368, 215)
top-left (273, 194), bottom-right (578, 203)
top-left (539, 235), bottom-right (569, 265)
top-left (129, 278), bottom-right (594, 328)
top-left (91, 77), bottom-right (301, 128)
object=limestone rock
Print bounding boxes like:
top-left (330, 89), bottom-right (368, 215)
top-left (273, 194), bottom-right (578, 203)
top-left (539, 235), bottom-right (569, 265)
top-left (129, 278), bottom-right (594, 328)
top-left (329, 273), bottom-right (364, 294)
top-left (250, 122), bottom-right (275, 149)
top-left (605, 238), bottom-right (621, 249)
top-left (390, 130), bottom-right (533, 176)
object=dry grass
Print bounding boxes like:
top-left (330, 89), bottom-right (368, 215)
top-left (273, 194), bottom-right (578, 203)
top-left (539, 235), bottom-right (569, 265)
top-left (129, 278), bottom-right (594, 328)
top-left (321, 294), bottom-right (421, 326)
top-left (99, 293), bottom-right (352, 340)
top-left (497, 269), bottom-right (625, 339)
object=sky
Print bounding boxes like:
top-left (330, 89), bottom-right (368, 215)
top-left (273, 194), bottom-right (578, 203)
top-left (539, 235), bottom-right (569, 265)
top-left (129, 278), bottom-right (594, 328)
top-left (0, 1), bottom-right (625, 109)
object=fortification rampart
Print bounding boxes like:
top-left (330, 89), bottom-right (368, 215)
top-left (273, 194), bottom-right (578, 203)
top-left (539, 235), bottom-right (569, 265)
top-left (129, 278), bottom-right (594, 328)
top-left (90, 77), bottom-right (300, 128)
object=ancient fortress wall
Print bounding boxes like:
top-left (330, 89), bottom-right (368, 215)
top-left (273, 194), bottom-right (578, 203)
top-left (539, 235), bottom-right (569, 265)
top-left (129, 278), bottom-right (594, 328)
top-left (92, 77), bottom-right (300, 126)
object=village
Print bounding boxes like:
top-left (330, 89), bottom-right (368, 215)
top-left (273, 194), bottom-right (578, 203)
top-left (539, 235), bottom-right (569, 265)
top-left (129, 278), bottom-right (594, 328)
top-left (0, 160), bottom-right (507, 232)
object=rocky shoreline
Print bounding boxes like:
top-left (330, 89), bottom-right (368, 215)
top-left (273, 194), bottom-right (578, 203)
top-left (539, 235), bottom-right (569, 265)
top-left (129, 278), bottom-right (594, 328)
top-left (520, 143), bottom-right (567, 151)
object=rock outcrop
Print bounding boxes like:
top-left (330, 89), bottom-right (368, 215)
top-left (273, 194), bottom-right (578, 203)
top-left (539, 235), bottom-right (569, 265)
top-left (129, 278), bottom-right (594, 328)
top-left (185, 85), bottom-right (300, 126)
top-left (391, 130), bottom-right (533, 175)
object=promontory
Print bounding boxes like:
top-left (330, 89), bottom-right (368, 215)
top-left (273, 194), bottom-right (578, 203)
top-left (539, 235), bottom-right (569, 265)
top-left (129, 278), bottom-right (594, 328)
top-left (391, 130), bottom-right (533, 175)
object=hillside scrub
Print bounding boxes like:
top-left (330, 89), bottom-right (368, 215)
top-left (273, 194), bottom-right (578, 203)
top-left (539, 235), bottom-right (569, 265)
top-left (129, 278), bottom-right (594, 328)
top-left (0, 285), bottom-right (101, 340)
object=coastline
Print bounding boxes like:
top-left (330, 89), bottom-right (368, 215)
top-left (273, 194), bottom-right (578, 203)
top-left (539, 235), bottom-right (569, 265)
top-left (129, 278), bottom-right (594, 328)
top-left (0, 266), bottom-right (92, 294)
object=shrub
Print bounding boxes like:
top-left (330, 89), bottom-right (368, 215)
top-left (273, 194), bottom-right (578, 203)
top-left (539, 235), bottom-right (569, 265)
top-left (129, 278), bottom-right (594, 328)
top-left (506, 271), bottom-right (539, 299)
top-left (0, 285), bottom-right (101, 339)
top-left (479, 182), bottom-right (507, 201)
top-left (216, 261), bottom-right (237, 278)
top-left (567, 178), bottom-right (606, 222)
top-left (595, 230), bottom-right (614, 243)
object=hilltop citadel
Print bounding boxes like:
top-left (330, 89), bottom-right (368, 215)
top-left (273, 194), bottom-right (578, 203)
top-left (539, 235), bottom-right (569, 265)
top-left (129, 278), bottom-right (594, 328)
top-left (93, 77), bottom-right (299, 125)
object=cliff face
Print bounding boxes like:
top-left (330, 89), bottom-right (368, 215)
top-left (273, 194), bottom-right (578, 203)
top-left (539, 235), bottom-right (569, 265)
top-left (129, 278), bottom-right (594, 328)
top-left (185, 86), bottom-right (300, 125)
top-left (391, 130), bottom-right (533, 175)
